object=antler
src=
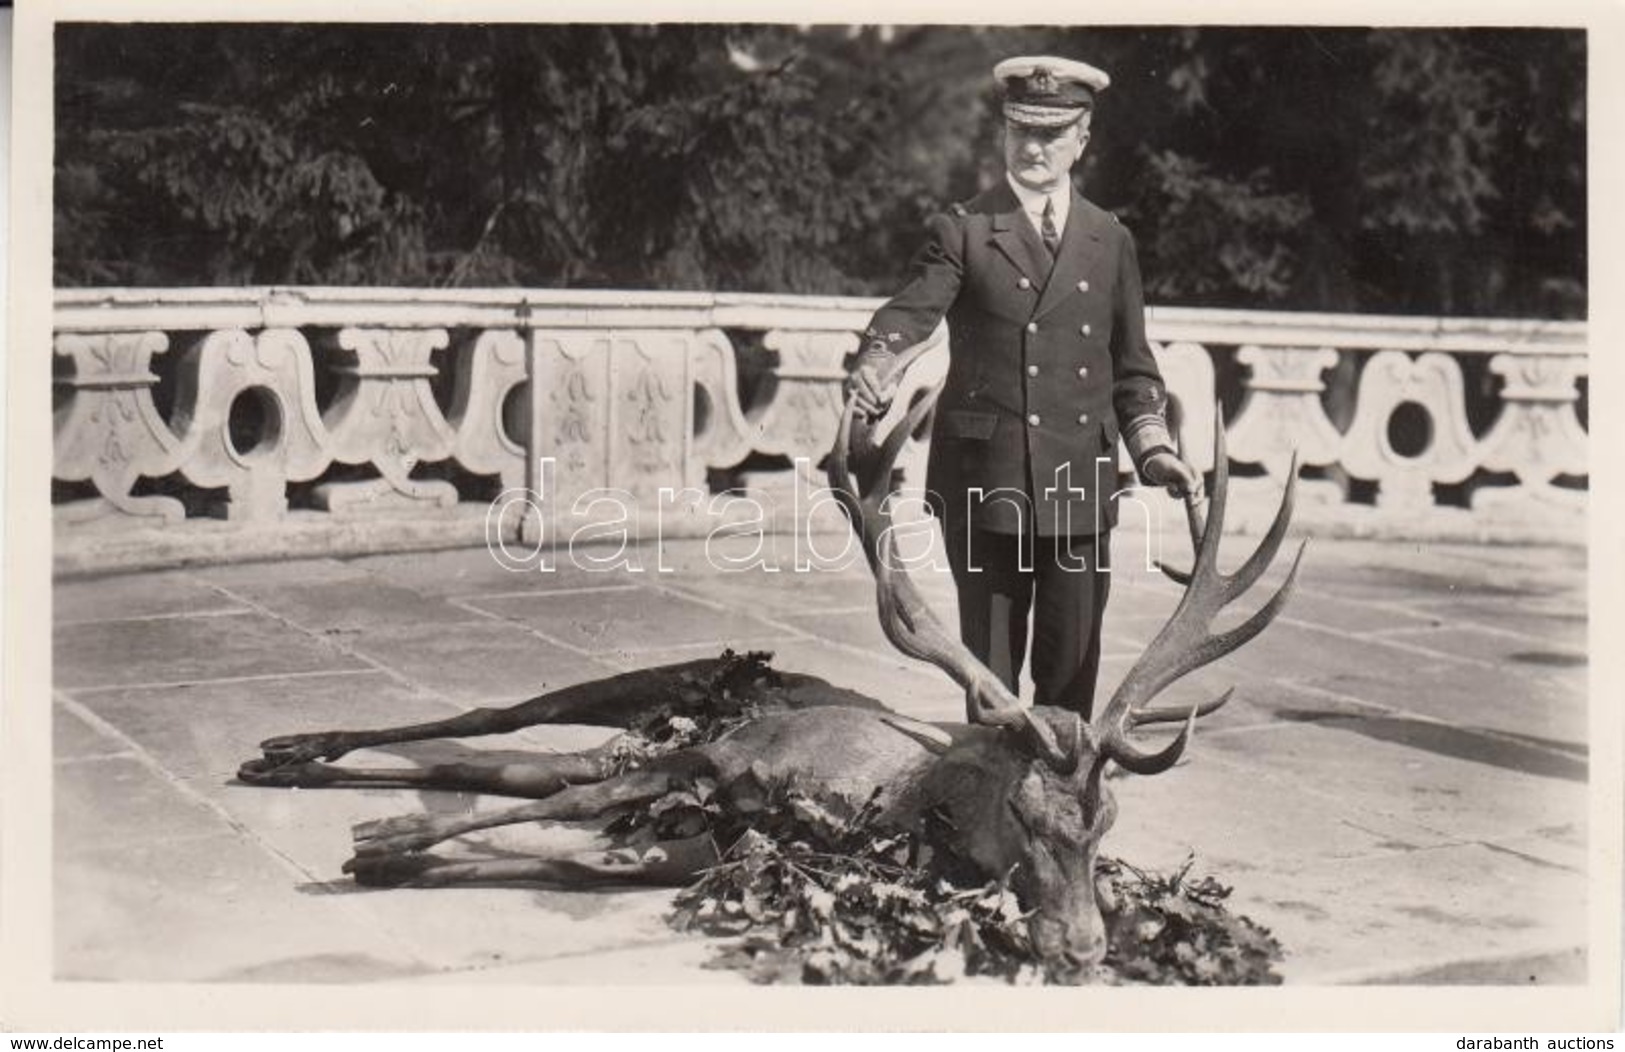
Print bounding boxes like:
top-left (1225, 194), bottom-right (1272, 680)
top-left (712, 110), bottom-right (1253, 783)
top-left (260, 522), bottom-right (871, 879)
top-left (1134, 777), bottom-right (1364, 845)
top-left (1090, 410), bottom-right (1306, 775)
top-left (828, 345), bottom-right (1072, 770)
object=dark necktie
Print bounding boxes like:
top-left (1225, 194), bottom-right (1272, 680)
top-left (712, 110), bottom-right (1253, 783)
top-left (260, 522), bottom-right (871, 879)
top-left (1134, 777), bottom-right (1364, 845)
top-left (1041, 197), bottom-right (1060, 258)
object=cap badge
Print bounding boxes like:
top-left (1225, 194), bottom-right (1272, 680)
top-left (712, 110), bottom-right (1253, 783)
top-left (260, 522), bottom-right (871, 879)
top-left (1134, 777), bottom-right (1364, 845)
top-left (1030, 66), bottom-right (1057, 94)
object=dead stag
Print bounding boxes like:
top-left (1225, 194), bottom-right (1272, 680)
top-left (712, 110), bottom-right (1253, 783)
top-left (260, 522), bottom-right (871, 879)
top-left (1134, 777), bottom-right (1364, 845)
top-left (239, 346), bottom-right (1303, 970)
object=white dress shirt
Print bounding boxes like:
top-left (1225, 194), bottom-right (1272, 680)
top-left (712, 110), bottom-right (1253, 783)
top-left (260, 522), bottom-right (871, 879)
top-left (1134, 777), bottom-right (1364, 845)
top-left (1006, 174), bottom-right (1070, 245)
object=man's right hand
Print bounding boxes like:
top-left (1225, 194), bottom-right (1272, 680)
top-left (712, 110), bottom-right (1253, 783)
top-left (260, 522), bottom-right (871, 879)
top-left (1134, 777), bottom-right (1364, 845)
top-left (845, 359), bottom-right (897, 419)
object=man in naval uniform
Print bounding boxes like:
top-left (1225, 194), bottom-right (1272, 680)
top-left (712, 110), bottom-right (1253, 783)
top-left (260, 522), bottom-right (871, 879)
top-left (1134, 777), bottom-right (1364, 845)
top-left (847, 55), bottom-right (1200, 720)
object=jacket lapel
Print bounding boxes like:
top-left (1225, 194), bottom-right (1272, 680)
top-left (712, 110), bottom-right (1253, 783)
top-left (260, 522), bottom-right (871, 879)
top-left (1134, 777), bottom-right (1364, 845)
top-left (986, 184), bottom-right (1051, 287)
top-left (1033, 187), bottom-right (1101, 321)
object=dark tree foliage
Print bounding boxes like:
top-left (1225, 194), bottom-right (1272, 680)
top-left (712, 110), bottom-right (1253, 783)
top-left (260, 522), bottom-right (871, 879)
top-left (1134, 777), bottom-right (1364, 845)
top-left (55, 23), bottom-right (1585, 318)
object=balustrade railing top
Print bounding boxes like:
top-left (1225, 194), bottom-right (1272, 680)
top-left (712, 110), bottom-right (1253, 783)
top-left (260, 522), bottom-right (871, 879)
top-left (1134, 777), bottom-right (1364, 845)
top-left (51, 287), bottom-right (1587, 574)
top-left (55, 286), bottom-right (1587, 349)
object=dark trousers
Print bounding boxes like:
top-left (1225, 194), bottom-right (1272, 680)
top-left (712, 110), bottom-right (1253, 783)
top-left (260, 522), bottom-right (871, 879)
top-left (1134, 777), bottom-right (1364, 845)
top-left (943, 524), bottom-right (1112, 719)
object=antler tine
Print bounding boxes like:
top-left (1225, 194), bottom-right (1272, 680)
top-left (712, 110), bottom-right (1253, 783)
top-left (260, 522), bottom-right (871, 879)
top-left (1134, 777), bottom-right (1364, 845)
top-left (1197, 410), bottom-right (1231, 572)
top-left (830, 343), bottom-right (936, 532)
top-left (1157, 438), bottom-right (1299, 605)
top-left (1092, 409), bottom-right (1303, 773)
top-left (831, 383), bottom-right (940, 571)
top-left (829, 347), bottom-right (1071, 770)
top-left (1215, 450), bottom-right (1300, 604)
top-left (1130, 688), bottom-right (1232, 727)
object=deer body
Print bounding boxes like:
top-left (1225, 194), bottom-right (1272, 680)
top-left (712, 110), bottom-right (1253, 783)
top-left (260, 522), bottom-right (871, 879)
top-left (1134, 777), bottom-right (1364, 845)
top-left (304, 691), bottom-right (1113, 964)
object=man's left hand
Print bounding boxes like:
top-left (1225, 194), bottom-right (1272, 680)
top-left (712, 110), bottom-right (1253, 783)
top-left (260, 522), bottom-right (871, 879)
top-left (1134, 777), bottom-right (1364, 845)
top-left (1141, 451), bottom-right (1203, 500)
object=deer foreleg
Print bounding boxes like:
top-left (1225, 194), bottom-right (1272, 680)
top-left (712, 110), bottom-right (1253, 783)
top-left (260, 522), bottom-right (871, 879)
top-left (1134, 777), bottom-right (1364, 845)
top-left (237, 739), bottom-right (624, 797)
top-left (348, 757), bottom-right (708, 860)
top-left (345, 834), bottom-right (718, 888)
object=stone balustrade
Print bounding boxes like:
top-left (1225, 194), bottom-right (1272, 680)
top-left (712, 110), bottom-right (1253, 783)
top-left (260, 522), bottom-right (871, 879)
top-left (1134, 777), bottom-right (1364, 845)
top-left (52, 288), bottom-right (1586, 573)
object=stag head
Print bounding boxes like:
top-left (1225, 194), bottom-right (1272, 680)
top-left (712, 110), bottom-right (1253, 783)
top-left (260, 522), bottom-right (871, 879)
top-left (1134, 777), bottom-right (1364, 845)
top-left (830, 348), bottom-right (1304, 969)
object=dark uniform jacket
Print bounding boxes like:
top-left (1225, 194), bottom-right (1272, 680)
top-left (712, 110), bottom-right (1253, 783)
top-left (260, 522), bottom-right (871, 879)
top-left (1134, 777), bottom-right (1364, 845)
top-left (861, 181), bottom-right (1168, 536)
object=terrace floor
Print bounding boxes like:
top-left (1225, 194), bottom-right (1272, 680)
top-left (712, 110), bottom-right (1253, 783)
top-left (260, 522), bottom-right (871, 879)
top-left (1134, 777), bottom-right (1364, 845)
top-left (51, 527), bottom-right (1591, 986)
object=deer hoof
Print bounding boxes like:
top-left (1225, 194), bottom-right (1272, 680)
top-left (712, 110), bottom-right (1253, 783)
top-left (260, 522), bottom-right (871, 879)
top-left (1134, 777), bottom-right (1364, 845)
top-left (237, 757), bottom-right (327, 787)
top-left (258, 733), bottom-right (350, 765)
top-left (342, 853), bottom-right (440, 887)
top-left (350, 814), bottom-right (445, 856)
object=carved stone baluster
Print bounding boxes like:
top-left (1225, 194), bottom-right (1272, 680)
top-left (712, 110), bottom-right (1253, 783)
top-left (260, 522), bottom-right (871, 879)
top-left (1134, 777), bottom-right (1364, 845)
top-left (1227, 346), bottom-right (1342, 473)
top-left (526, 329), bottom-right (742, 539)
top-left (756, 327), bottom-right (945, 532)
top-left (612, 332), bottom-right (692, 507)
top-left (1473, 351), bottom-right (1587, 520)
top-left (688, 328), bottom-right (754, 483)
top-left (314, 328), bottom-right (458, 514)
top-left (1223, 344), bottom-right (1345, 515)
top-left (450, 329), bottom-right (527, 492)
top-left (53, 331), bottom-right (186, 524)
top-left (755, 330), bottom-right (861, 462)
top-left (1340, 350), bottom-right (1478, 515)
top-left (169, 328), bottom-right (332, 521)
top-left (531, 331), bottom-right (611, 517)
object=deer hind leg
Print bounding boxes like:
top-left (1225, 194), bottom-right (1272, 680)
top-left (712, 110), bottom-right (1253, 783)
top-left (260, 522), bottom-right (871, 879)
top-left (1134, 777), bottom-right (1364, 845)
top-left (254, 656), bottom-right (742, 766)
top-left (346, 833), bottom-right (718, 889)
top-left (348, 755), bottom-right (709, 861)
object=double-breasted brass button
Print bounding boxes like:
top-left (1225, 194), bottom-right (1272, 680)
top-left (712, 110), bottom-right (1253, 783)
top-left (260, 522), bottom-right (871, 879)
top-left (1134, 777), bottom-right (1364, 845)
top-left (1077, 280), bottom-right (1090, 292)
top-left (1027, 414), bottom-right (1041, 427)
top-left (1077, 413), bottom-right (1090, 425)
top-left (1080, 324), bottom-right (1092, 336)
top-left (1018, 277), bottom-right (1032, 290)
top-left (1026, 365), bottom-right (1039, 377)
top-left (1026, 322), bottom-right (1039, 334)
top-left (1077, 365), bottom-right (1090, 379)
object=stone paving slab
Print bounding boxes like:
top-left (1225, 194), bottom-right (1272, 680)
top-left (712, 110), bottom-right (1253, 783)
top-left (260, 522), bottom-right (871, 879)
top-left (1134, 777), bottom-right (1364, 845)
top-left (1366, 946), bottom-right (1588, 986)
top-left (771, 609), bottom-right (908, 659)
top-left (56, 833), bottom-right (426, 983)
top-left (186, 556), bottom-right (375, 588)
top-left (54, 704), bottom-right (129, 760)
top-left (1274, 663), bottom-right (1587, 748)
top-left (1488, 828), bottom-right (1589, 873)
top-left (1199, 721), bottom-right (1587, 846)
top-left (345, 874), bottom-right (687, 976)
top-left (1223, 842), bottom-right (1586, 982)
top-left (1263, 589), bottom-right (1448, 636)
top-left (1300, 565), bottom-right (1564, 607)
top-left (346, 546), bottom-right (636, 598)
top-left (1395, 624), bottom-right (1588, 669)
top-left (467, 586), bottom-right (800, 656)
top-left (47, 534), bottom-right (1594, 988)
top-left (55, 612), bottom-right (370, 690)
top-left (341, 620), bottom-right (615, 707)
top-left (53, 569), bottom-right (249, 624)
top-left (215, 578), bottom-right (491, 635)
top-left (396, 937), bottom-right (742, 985)
top-left (1410, 595), bottom-right (1590, 639)
top-left (1104, 747), bottom-right (1464, 874)
top-left (1199, 622), bottom-right (1588, 747)
top-left (654, 565), bottom-right (886, 619)
top-left (55, 754), bottom-right (231, 853)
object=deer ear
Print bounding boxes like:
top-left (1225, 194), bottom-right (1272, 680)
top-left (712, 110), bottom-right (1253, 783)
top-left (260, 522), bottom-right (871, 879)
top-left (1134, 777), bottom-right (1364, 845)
top-left (879, 715), bottom-right (954, 754)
